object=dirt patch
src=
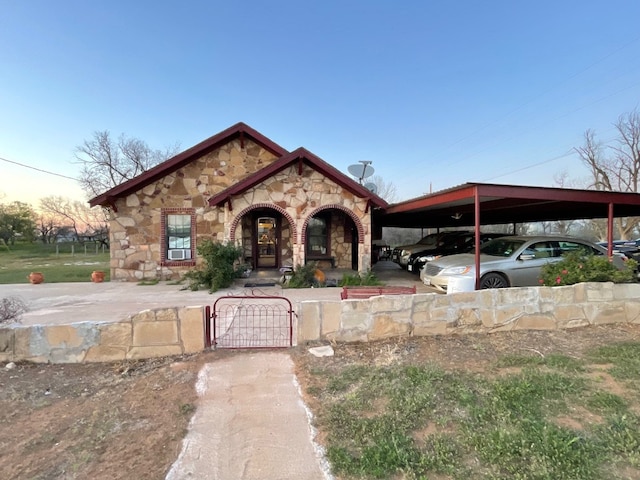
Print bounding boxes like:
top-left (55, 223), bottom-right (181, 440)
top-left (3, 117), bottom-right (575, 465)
top-left (0, 354), bottom-right (209, 480)
top-left (2, 325), bottom-right (640, 479)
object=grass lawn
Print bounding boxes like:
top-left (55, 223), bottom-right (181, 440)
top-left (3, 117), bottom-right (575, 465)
top-left (0, 242), bottom-right (110, 284)
top-left (300, 335), bottom-right (640, 480)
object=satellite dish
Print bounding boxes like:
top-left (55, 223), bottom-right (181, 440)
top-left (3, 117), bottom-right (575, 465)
top-left (364, 182), bottom-right (378, 194)
top-left (347, 161), bottom-right (374, 182)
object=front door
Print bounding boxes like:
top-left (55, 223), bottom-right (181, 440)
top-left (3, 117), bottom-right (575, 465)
top-left (256, 216), bottom-right (278, 268)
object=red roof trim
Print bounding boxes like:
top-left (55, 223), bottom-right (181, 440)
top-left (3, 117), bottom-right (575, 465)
top-left (89, 122), bottom-right (289, 207)
top-left (384, 182), bottom-right (640, 214)
top-left (207, 147), bottom-right (389, 209)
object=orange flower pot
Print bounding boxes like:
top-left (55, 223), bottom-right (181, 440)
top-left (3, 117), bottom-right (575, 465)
top-left (28, 272), bottom-right (44, 284)
top-left (91, 271), bottom-right (106, 283)
top-left (314, 269), bottom-right (325, 284)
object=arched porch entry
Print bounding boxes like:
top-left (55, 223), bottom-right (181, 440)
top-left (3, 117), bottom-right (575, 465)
top-left (230, 204), bottom-right (296, 271)
top-left (302, 205), bottom-right (365, 271)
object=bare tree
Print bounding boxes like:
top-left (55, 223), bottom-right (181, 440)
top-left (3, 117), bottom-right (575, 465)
top-left (75, 131), bottom-right (179, 198)
top-left (35, 213), bottom-right (62, 244)
top-left (576, 110), bottom-right (640, 239)
top-left (39, 196), bottom-right (109, 245)
top-left (369, 175), bottom-right (398, 203)
top-left (537, 171), bottom-right (579, 235)
top-left (484, 223), bottom-right (532, 235)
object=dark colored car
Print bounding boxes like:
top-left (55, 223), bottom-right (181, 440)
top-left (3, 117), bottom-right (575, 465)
top-left (407, 232), bottom-right (510, 274)
top-left (597, 239), bottom-right (640, 259)
top-left (392, 231), bottom-right (471, 269)
top-left (598, 240), bottom-right (640, 279)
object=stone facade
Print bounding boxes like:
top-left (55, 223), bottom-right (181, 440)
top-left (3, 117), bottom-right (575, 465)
top-left (108, 138), bottom-right (372, 281)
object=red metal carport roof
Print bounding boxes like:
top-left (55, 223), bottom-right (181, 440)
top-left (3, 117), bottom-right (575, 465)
top-left (377, 182), bottom-right (640, 229)
top-left (376, 182), bottom-right (640, 289)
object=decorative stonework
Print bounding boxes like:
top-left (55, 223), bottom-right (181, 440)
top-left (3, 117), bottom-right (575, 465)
top-left (106, 138), bottom-right (374, 280)
top-left (302, 204), bottom-right (365, 244)
top-left (229, 203), bottom-right (298, 244)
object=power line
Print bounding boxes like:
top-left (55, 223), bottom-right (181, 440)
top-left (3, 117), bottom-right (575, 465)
top-left (427, 34), bottom-right (640, 164)
top-left (480, 150), bottom-right (575, 182)
top-left (0, 156), bottom-right (78, 181)
top-left (446, 81), bottom-right (639, 171)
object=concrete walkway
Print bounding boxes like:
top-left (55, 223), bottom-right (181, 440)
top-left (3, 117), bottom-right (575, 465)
top-left (0, 261), bottom-right (433, 326)
top-left (0, 280), bottom-right (343, 326)
top-left (166, 352), bottom-right (333, 480)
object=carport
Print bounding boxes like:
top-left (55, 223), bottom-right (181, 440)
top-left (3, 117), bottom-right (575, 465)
top-left (375, 182), bottom-right (640, 288)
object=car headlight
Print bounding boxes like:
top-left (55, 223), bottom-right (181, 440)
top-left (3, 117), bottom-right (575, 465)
top-left (423, 254), bottom-right (441, 262)
top-left (442, 265), bottom-right (472, 275)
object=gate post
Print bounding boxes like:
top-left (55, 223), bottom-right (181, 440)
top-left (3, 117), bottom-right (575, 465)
top-left (204, 305), bottom-right (212, 348)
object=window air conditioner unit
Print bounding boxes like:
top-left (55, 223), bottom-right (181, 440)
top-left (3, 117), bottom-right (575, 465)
top-left (168, 249), bottom-right (191, 260)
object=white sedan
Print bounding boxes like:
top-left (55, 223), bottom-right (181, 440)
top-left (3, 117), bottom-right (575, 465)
top-left (421, 235), bottom-right (627, 293)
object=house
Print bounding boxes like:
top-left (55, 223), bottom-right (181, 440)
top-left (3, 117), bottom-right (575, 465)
top-left (89, 122), bottom-right (388, 281)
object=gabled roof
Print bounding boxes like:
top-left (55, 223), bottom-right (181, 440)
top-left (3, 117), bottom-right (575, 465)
top-left (208, 147), bottom-right (389, 210)
top-left (379, 182), bottom-right (640, 228)
top-left (89, 122), bottom-right (289, 208)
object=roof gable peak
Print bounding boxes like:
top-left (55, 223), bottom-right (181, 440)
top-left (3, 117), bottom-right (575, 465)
top-left (89, 122), bottom-right (289, 207)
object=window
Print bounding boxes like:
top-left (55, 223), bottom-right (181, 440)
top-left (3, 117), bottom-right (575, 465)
top-left (257, 217), bottom-right (276, 256)
top-left (480, 238), bottom-right (526, 257)
top-left (529, 241), bottom-right (555, 259)
top-left (163, 209), bottom-right (195, 263)
top-left (558, 241), bottom-right (601, 256)
top-left (167, 215), bottom-right (191, 249)
top-left (307, 215), bottom-right (329, 256)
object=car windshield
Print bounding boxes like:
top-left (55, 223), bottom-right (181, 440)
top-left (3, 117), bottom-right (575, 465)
top-left (417, 234), bottom-right (440, 246)
top-left (478, 238), bottom-right (526, 257)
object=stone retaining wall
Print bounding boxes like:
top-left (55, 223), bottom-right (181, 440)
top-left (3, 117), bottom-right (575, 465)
top-left (297, 282), bottom-right (640, 343)
top-left (2, 283), bottom-right (639, 363)
top-left (0, 307), bottom-right (204, 363)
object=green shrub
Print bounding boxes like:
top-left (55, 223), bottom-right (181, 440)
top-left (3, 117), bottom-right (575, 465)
top-left (338, 270), bottom-right (382, 286)
top-left (184, 240), bottom-right (243, 292)
top-left (286, 265), bottom-right (383, 288)
top-left (540, 251), bottom-right (637, 287)
top-left (287, 263), bottom-right (320, 288)
top-left (337, 272), bottom-right (362, 286)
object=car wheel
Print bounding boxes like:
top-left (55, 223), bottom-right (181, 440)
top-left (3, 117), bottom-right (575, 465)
top-left (479, 272), bottom-right (509, 289)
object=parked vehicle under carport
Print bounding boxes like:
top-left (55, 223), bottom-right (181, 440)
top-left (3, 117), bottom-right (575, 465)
top-left (421, 235), bottom-right (628, 294)
top-left (392, 231), bottom-right (470, 269)
top-left (407, 232), bottom-right (508, 274)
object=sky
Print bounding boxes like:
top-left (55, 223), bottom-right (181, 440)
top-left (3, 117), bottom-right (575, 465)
top-left (1, 0), bottom-right (640, 207)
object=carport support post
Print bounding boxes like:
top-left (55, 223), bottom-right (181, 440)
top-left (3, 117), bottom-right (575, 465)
top-left (474, 187), bottom-right (481, 290)
top-left (607, 202), bottom-right (614, 257)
